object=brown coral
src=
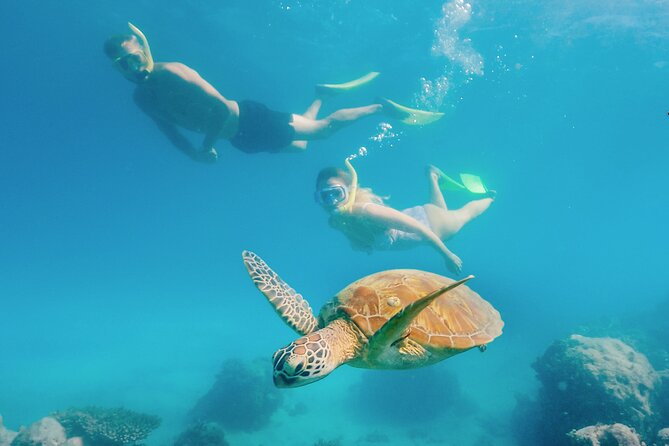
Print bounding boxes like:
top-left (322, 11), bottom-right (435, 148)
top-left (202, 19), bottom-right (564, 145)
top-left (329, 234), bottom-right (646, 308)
top-left (51, 407), bottom-right (160, 446)
top-left (568, 423), bottom-right (644, 446)
top-left (533, 335), bottom-right (660, 437)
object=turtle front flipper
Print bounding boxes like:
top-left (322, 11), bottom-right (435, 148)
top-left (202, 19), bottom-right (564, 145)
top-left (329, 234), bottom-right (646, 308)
top-left (242, 251), bottom-right (319, 335)
top-left (366, 275), bottom-right (474, 359)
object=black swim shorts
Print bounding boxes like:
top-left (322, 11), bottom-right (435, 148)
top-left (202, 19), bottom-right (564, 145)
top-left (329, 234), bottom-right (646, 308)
top-left (230, 100), bottom-right (295, 153)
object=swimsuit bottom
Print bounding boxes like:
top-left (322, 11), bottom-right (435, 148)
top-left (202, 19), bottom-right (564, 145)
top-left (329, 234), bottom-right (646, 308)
top-left (374, 205), bottom-right (432, 250)
top-left (230, 100), bottom-right (296, 153)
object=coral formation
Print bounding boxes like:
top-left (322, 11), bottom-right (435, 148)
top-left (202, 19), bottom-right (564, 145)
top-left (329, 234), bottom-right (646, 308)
top-left (658, 427), bottom-right (669, 446)
top-left (568, 423), bottom-right (644, 446)
top-left (189, 358), bottom-right (283, 432)
top-left (10, 417), bottom-right (67, 446)
top-left (514, 334), bottom-right (662, 446)
top-left (173, 423), bottom-right (228, 446)
top-left (51, 407), bottom-right (160, 446)
top-left (0, 416), bottom-right (18, 446)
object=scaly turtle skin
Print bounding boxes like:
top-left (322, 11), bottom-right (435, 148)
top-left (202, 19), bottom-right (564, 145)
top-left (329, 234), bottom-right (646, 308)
top-left (243, 251), bottom-right (503, 388)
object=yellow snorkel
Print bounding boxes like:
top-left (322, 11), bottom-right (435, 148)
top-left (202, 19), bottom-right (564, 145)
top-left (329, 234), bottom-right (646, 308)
top-left (127, 22), bottom-right (154, 73)
top-left (340, 157), bottom-right (359, 214)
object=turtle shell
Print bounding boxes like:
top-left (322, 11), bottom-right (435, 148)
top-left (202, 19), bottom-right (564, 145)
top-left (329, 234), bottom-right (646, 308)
top-left (319, 270), bottom-right (503, 351)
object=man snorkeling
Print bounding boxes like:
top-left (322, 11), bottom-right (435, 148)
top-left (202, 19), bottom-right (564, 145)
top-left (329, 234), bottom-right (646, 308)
top-left (104, 23), bottom-right (443, 163)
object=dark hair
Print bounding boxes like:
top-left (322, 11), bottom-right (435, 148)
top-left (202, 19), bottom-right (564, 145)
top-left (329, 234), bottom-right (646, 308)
top-left (316, 167), bottom-right (351, 189)
top-left (103, 34), bottom-right (137, 59)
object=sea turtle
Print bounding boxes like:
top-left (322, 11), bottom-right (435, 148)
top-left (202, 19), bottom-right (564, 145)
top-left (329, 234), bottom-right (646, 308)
top-left (242, 251), bottom-right (503, 388)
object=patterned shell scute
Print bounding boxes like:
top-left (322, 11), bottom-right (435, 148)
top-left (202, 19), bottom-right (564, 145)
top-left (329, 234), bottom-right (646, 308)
top-left (326, 270), bottom-right (503, 350)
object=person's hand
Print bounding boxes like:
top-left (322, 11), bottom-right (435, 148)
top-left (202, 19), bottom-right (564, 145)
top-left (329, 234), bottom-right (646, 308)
top-left (445, 253), bottom-right (463, 275)
top-left (195, 147), bottom-right (218, 164)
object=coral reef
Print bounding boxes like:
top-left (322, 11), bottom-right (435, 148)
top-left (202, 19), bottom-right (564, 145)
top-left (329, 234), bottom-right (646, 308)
top-left (0, 416), bottom-right (18, 446)
top-left (514, 334), bottom-right (662, 446)
top-left (173, 423), bottom-right (228, 446)
top-left (658, 427), bottom-right (669, 446)
top-left (568, 423), bottom-right (644, 446)
top-left (348, 366), bottom-right (470, 424)
top-left (51, 407), bottom-right (160, 446)
top-left (10, 417), bottom-right (68, 446)
top-left (189, 358), bottom-right (283, 432)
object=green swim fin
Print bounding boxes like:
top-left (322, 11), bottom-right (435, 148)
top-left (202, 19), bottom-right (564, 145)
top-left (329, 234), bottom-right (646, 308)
top-left (381, 98), bottom-right (444, 126)
top-left (316, 71), bottom-right (380, 94)
top-left (431, 166), bottom-right (490, 194)
top-left (460, 173), bottom-right (488, 194)
top-left (429, 165), bottom-right (465, 191)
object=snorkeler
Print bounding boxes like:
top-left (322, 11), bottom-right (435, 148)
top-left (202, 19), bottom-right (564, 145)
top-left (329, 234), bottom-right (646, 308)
top-left (315, 159), bottom-right (495, 274)
top-left (103, 23), bottom-right (443, 163)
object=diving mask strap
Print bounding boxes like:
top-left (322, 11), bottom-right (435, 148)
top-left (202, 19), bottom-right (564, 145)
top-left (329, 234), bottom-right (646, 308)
top-left (340, 158), bottom-right (358, 213)
top-left (128, 22), bottom-right (154, 73)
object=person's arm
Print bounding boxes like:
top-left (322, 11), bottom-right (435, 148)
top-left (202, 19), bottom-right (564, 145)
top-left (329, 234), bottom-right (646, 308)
top-left (153, 118), bottom-right (217, 163)
top-left (134, 91), bottom-right (216, 163)
top-left (354, 202), bottom-right (462, 273)
top-left (199, 103), bottom-right (229, 155)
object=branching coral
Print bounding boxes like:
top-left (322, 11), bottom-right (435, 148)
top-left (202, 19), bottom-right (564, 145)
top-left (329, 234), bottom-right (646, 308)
top-left (51, 407), bottom-right (160, 446)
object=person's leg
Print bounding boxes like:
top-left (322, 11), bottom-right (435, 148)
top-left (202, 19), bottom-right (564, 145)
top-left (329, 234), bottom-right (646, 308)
top-left (427, 166), bottom-right (448, 210)
top-left (302, 99), bottom-right (323, 120)
top-left (288, 99), bottom-right (324, 151)
top-left (456, 198), bottom-right (494, 223)
top-left (290, 104), bottom-right (382, 140)
top-left (424, 197), bottom-right (493, 240)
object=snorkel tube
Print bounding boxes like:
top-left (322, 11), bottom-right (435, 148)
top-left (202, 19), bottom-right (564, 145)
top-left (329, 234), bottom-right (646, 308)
top-left (339, 157), bottom-right (359, 213)
top-left (127, 22), bottom-right (154, 73)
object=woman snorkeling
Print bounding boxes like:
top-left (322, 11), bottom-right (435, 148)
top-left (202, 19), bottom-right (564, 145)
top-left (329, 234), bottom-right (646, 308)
top-left (315, 159), bottom-right (495, 274)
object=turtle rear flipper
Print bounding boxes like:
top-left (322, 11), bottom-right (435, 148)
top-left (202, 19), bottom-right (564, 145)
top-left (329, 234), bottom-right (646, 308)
top-left (242, 251), bottom-right (318, 335)
top-left (366, 275), bottom-right (474, 359)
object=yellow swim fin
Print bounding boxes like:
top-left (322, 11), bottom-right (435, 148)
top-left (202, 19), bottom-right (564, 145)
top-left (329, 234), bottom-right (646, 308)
top-left (316, 71), bottom-right (380, 94)
top-left (381, 98), bottom-right (444, 126)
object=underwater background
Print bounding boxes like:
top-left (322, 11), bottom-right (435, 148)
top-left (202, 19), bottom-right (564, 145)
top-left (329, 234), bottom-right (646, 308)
top-left (1, 0), bottom-right (668, 445)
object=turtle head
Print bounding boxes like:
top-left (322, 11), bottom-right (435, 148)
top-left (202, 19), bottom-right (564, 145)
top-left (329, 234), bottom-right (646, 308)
top-left (272, 332), bottom-right (336, 388)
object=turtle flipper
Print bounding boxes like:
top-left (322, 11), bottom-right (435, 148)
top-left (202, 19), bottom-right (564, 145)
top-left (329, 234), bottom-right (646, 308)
top-left (367, 275), bottom-right (474, 358)
top-left (242, 251), bottom-right (319, 335)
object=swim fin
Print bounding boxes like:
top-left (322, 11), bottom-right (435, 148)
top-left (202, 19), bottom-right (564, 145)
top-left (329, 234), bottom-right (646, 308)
top-left (430, 166), bottom-right (490, 194)
top-left (460, 173), bottom-right (488, 194)
top-left (316, 71), bottom-right (380, 95)
top-left (429, 165), bottom-right (465, 191)
top-left (381, 98), bottom-right (444, 125)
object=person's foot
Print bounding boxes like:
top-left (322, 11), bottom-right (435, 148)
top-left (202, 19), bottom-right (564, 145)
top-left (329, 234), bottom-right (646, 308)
top-left (427, 164), bottom-right (444, 183)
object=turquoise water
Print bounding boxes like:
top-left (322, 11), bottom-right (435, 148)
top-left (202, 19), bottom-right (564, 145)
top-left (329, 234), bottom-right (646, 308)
top-left (1, 1), bottom-right (668, 445)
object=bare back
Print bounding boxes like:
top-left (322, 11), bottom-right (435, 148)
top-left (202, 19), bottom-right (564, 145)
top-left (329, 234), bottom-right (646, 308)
top-left (133, 62), bottom-right (239, 138)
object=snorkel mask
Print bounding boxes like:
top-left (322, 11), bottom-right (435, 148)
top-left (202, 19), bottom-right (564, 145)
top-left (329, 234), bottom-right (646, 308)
top-left (315, 184), bottom-right (349, 208)
top-left (113, 22), bottom-right (155, 81)
top-left (315, 158), bottom-right (358, 212)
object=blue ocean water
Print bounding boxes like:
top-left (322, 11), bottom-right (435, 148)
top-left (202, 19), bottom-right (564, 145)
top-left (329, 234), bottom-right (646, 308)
top-left (1, 1), bottom-right (668, 445)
